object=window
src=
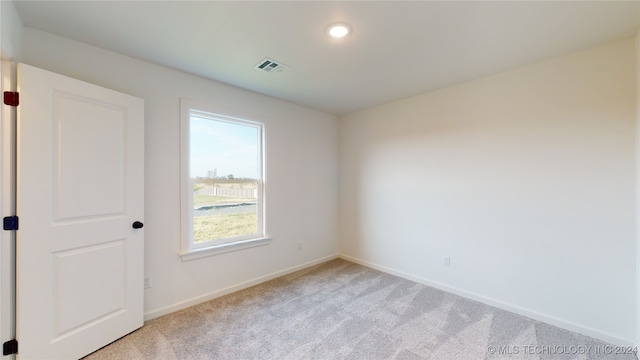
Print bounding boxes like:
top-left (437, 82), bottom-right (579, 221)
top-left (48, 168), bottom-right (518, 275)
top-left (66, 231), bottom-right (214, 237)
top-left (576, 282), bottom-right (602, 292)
top-left (180, 100), bottom-right (270, 260)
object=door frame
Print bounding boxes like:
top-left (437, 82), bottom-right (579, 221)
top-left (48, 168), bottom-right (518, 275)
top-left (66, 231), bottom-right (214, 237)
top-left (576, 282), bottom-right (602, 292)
top-left (0, 59), bottom-right (17, 359)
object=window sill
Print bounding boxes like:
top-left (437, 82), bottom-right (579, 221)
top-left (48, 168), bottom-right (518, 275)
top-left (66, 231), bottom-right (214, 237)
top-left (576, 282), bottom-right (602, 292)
top-left (179, 237), bottom-right (273, 262)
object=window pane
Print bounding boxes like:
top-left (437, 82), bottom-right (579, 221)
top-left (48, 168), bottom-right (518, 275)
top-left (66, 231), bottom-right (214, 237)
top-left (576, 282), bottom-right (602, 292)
top-left (190, 115), bottom-right (260, 243)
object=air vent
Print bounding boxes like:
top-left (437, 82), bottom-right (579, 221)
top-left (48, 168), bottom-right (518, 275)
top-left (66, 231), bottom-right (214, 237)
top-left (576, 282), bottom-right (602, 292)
top-left (254, 58), bottom-right (288, 73)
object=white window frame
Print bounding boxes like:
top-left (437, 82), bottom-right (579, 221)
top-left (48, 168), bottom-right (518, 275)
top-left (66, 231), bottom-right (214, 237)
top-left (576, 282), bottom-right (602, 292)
top-left (179, 99), bottom-right (271, 261)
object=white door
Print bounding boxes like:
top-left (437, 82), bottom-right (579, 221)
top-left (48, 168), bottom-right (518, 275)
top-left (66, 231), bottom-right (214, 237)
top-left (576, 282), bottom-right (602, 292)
top-left (16, 63), bottom-right (144, 359)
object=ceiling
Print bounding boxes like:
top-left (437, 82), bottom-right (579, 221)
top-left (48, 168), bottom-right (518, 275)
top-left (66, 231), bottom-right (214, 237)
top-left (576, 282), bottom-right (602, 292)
top-left (13, 1), bottom-right (640, 116)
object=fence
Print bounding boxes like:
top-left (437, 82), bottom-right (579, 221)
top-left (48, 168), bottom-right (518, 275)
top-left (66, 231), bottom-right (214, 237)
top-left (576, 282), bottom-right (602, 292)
top-left (195, 186), bottom-right (256, 198)
top-left (193, 178), bottom-right (257, 198)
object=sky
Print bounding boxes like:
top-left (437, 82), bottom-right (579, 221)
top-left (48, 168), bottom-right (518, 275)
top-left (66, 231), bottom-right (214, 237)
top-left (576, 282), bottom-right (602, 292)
top-left (190, 115), bottom-right (259, 179)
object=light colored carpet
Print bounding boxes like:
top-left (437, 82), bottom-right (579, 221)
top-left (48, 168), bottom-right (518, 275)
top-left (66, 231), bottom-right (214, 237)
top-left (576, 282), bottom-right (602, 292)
top-left (84, 259), bottom-right (637, 360)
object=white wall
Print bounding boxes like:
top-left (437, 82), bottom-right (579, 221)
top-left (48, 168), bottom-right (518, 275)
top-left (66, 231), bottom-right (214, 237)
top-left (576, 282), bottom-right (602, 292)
top-left (339, 39), bottom-right (637, 345)
top-left (0, 0), bottom-right (22, 61)
top-left (21, 28), bottom-right (339, 318)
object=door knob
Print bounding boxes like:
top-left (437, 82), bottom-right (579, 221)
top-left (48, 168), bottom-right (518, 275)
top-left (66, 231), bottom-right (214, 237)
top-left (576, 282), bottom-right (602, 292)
top-left (132, 221), bottom-right (144, 229)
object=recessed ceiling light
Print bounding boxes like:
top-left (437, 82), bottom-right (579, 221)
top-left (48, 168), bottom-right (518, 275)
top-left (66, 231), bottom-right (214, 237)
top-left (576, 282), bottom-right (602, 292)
top-left (327, 23), bottom-right (351, 38)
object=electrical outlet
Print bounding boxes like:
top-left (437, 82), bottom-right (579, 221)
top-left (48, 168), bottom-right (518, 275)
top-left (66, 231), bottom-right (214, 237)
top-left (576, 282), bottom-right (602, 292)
top-left (297, 242), bottom-right (302, 250)
top-left (144, 276), bottom-right (152, 289)
top-left (444, 257), bottom-right (451, 267)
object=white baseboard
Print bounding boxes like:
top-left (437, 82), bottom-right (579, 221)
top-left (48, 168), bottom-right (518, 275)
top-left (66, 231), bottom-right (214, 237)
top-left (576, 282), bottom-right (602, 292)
top-left (144, 254), bottom-right (339, 321)
top-left (338, 253), bottom-right (636, 347)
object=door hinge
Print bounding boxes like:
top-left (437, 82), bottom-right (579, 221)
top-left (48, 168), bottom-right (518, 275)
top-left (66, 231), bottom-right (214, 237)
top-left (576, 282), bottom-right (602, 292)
top-left (3, 216), bottom-right (18, 231)
top-left (3, 339), bottom-right (17, 355)
top-left (3, 91), bottom-right (19, 107)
